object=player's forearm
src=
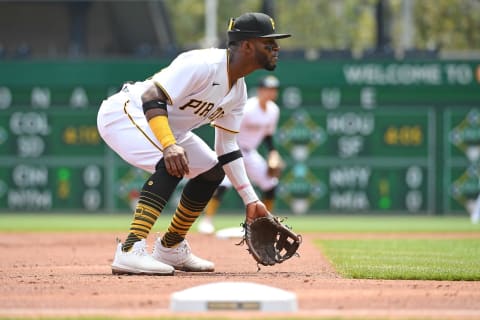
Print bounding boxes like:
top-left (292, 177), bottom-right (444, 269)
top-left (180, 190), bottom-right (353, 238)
top-left (222, 158), bottom-right (259, 205)
top-left (215, 128), bottom-right (259, 205)
top-left (148, 116), bottom-right (176, 149)
top-left (142, 85), bottom-right (176, 148)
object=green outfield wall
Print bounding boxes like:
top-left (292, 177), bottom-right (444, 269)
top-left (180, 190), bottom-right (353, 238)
top-left (0, 59), bottom-right (479, 215)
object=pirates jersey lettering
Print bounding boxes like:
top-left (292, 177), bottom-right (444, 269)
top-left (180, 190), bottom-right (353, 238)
top-left (209, 108), bottom-right (224, 122)
top-left (179, 99), bottom-right (225, 122)
top-left (179, 99), bottom-right (214, 117)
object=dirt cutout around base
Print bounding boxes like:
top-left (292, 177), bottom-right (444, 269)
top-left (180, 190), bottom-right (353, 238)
top-left (1, 232), bottom-right (479, 319)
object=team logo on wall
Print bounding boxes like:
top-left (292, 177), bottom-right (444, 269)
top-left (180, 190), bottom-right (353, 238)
top-left (118, 168), bottom-right (149, 210)
top-left (278, 110), bottom-right (326, 161)
top-left (278, 163), bottom-right (325, 214)
top-left (451, 164), bottom-right (480, 212)
top-left (450, 109), bottom-right (480, 162)
top-left (449, 109), bottom-right (480, 212)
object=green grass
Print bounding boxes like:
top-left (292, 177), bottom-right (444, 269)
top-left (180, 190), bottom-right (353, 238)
top-left (317, 238), bottom-right (480, 280)
top-left (0, 212), bottom-right (479, 232)
top-left (286, 214), bottom-right (480, 232)
top-left (1, 213), bottom-right (479, 282)
top-left (0, 213), bottom-right (479, 320)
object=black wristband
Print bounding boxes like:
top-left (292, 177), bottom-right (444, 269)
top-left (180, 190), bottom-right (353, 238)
top-left (142, 99), bottom-right (167, 114)
top-left (218, 149), bottom-right (243, 166)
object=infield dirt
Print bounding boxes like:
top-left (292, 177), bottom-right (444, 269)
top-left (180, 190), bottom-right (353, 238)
top-left (1, 232), bottom-right (479, 319)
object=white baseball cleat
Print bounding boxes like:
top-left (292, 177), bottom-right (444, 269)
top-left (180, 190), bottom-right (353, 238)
top-left (111, 239), bottom-right (174, 276)
top-left (197, 217), bottom-right (215, 234)
top-left (152, 238), bottom-right (215, 272)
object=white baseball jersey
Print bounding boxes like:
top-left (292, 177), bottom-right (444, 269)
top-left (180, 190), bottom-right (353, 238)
top-left (237, 97), bottom-right (280, 151)
top-left (220, 96), bottom-right (281, 191)
top-left (97, 48), bottom-right (248, 178)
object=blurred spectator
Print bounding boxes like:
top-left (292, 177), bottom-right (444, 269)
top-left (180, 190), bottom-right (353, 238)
top-left (13, 42), bottom-right (31, 59)
top-left (0, 43), bottom-right (6, 59)
top-left (134, 43), bottom-right (155, 58)
top-left (68, 1), bottom-right (91, 57)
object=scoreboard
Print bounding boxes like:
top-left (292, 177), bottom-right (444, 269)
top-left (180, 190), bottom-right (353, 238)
top-left (0, 60), bottom-right (479, 214)
top-left (275, 108), bottom-right (434, 214)
top-left (0, 108), bottom-right (105, 210)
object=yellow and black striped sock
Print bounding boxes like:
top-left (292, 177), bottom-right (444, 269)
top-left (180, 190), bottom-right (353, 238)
top-left (262, 187), bottom-right (276, 212)
top-left (205, 198), bottom-right (221, 218)
top-left (122, 164), bottom-right (182, 252)
top-left (204, 185), bottom-right (228, 218)
top-left (162, 170), bottom-right (222, 247)
top-left (263, 198), bottom-right (274, 212)
top-left (122, 200), bottom-right (162, 251)
top-left (162, 192), bottom-right (204, 247)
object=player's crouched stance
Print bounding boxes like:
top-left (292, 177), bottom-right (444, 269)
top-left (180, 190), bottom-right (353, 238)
top-left (98, 12), bottom-right (291, 275)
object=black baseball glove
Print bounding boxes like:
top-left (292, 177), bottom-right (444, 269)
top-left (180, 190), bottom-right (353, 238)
top-left (239, 214), bottom-right (302, 269)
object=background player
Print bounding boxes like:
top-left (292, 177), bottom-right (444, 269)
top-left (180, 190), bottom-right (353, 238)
top-left (97, 12), bottom-right (291, 275)
top-left (197, 75), bottom-right (284, 235)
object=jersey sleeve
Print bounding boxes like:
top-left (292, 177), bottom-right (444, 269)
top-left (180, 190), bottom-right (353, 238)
top-left (151, 53), bottom-right (211, 105)
top-left (215, 128), bottom-right (259, 205)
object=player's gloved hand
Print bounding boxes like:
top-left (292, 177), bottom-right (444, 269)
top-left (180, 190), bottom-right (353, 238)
top-left (242, 201), bottom-right (302, 268)
top-left (245, 201), bottom-right (269, 224)
top-left (163, 144), bottom-right (189, 178)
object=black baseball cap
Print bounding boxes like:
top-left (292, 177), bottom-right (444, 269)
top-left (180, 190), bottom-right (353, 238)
top-left (258, 75), bottom-right (280, 88)
top-left (227, 12), bottom-right (291, 42)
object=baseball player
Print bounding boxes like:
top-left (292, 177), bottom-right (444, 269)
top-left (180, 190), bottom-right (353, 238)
top-left (97, 12), bottom-right (291, 275)
top-left (197, 75), bottom-right (284, 234)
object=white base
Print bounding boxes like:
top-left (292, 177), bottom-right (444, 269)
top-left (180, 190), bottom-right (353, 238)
top-left (170, 281), bottom-right (297, 312)
top-left (215, 226), bottom-right (245, 239)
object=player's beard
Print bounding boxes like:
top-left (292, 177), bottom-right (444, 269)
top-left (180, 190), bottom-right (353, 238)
top-left (256, 51), bottom-right (276, 71)
top-left (265, 62), bottom-right (276, 71)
